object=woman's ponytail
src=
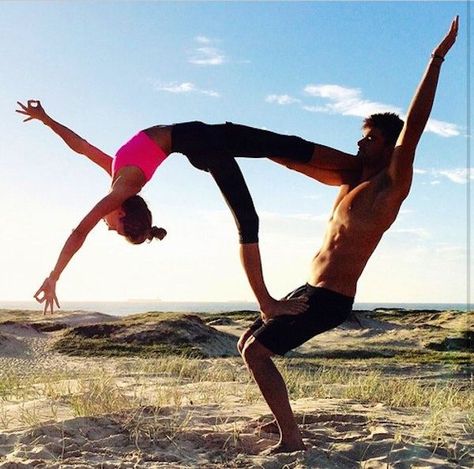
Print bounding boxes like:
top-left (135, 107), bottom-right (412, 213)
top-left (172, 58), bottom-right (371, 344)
top-left (147, 226), bottom-right (167, 242)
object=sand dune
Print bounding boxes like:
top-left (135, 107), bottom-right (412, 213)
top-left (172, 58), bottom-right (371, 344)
top-left (0, 309), bottom-right (472, 468)
top-left (1, 399), bottom-right (471, 468)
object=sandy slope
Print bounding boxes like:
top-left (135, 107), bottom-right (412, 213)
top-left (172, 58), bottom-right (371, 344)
top-left (0, 310), bottom-right (472, 468)
top-left (1, 398), bottom-right (471, 468)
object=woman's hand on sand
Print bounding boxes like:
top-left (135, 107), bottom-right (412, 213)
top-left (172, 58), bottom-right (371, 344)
top-left (16, 100), bottom-right (49, 123)
top-left (34, 277), bottom-right (60, 315)
top-left (432, 16), bottom-right (459, 59)
top-left (260, 297), bottom-right (308, 323)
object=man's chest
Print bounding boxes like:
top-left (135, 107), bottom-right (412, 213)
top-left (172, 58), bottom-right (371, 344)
top-left (331, 177), bottom-right (395, 231)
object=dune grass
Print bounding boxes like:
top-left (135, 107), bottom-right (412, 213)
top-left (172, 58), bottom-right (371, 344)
top-left (298, 349), bottom-right (472, 365)
top-left (0, 360), bottom-right (471, 469)
top-left (50, 312), bottom-right (236, 358)
top-left (0, 308), bottom-right (472, 450)
top-left (1, 308), bottom-right (472, 468)
top-left (1, 357), bottom-right (472, 412)
top-left (53, 336), bottom-right (206, 358)
top-left (1, 356), bottom-right (471, 445)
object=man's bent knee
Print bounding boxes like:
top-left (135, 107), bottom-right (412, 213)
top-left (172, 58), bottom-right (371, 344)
top-left (237, 336), bottom-right (246, 355)
top-left (237, 329), bottom-right (254, 355)
top-left (241, 336), bottom-right (274, 368)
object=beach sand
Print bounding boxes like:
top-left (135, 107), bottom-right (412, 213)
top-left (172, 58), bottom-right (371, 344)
top-left (0, 309), bottom-right (472, 468)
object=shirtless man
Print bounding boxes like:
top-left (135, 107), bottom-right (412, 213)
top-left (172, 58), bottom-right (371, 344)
top-left (238, 17), bottom-right (459, 453)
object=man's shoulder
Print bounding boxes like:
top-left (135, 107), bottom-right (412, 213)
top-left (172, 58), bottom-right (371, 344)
top-left (368, 171), bottom-right (407, 225)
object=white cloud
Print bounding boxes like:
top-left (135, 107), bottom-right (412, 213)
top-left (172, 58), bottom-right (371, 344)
top-left (425, 119), bottom-right (460, 137)
top-left (265, 94), bottom-right (300, 105)
top-left (302, 105), bottom-right (331, 113)
top-left (190, 47), bottom-right (225, 65)
top-left (200, 89), bottom-right (221, 98)
top-left (301, 83), bottom-right (460, 138)
top-left (305, 84), bottom-right (360, 101)
top-left (157, 82), bottom-right (195, 93)
top-left (304, 83), bottom-right (402, 118)
top-left (195, 35), bottom-right (212, 44)
top-left (154, 81), bottom-right (220, 98)
top-left (436, 168), bottom-right (474, 184)
top-left (189, 36), bottom-right (226, 65)
top-left (413, 167), bottom-right (473, 185)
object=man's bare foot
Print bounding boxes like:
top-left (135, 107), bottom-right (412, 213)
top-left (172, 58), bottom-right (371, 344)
top-left (261, 440), bottom-right (306, 455)
top-left (257, 417), bottom-right (313, 436)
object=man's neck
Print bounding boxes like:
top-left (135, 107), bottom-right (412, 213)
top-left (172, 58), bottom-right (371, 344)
top-left (360, 153), bottom-right (392, 181)
top-left (360, 164), bottom-right (384, 182)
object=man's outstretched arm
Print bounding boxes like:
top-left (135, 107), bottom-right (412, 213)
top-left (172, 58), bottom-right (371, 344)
top-left (387, 16), bottom-right (459, 199)
top-left (271, 144), bottom-right (361, 186)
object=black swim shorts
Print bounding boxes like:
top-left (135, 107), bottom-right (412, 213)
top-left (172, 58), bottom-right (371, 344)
top-left (249, 284), bottom-right (354, 356)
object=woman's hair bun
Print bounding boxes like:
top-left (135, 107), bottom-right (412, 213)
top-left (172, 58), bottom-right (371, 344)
top-left (148, 226), bottom-right (167, 242)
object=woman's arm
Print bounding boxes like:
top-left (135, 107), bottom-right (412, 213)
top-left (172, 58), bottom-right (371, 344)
top-left (16, 100), bottom-right (113, 176)
top-left (34, 182), bottom-right (139, 314)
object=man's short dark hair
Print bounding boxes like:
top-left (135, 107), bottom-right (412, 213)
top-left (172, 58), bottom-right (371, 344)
top-left (363, 112), bottom-right (404, 146)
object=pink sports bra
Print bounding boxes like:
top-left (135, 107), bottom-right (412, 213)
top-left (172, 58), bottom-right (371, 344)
top-left (112, 131), bottom-right (168, 182)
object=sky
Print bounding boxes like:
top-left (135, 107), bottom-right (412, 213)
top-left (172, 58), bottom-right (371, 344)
top-left (0, 1), bottom-right (471, 305)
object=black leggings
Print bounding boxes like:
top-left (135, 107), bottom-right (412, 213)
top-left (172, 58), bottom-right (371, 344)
top-left (171, 121), bottom-right (314, 243)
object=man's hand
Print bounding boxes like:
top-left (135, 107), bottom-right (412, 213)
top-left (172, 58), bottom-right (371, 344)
top-left (34, 276), bottom-right (60, 315)
top-left (260, 296), bottom-right (308, 323)
top-left (16, 99), bottom-right (49, 123)
top-left (432, 16), bottom-right (459, 59)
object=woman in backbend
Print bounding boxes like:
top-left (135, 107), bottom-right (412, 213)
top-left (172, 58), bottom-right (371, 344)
top-left (17, 101), bottom-right (359, 315)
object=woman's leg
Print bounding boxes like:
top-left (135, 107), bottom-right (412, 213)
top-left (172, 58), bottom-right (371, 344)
top-left (223, 122), bottom-right (314, 163)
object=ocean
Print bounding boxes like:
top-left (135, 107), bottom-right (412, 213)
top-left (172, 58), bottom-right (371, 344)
top-left (0, 300), bottom-right (470, 316)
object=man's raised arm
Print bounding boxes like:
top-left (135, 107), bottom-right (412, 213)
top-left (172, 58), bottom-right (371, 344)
top-left (387, 16), bottom-right (459, 197)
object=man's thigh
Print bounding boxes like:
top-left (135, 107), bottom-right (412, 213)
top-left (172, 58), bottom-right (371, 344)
top-left (248, 285), bottom-right (353, 356)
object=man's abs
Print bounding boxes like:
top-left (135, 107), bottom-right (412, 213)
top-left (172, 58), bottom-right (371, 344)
top-left (308, 219), bottom-right (385, 296)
